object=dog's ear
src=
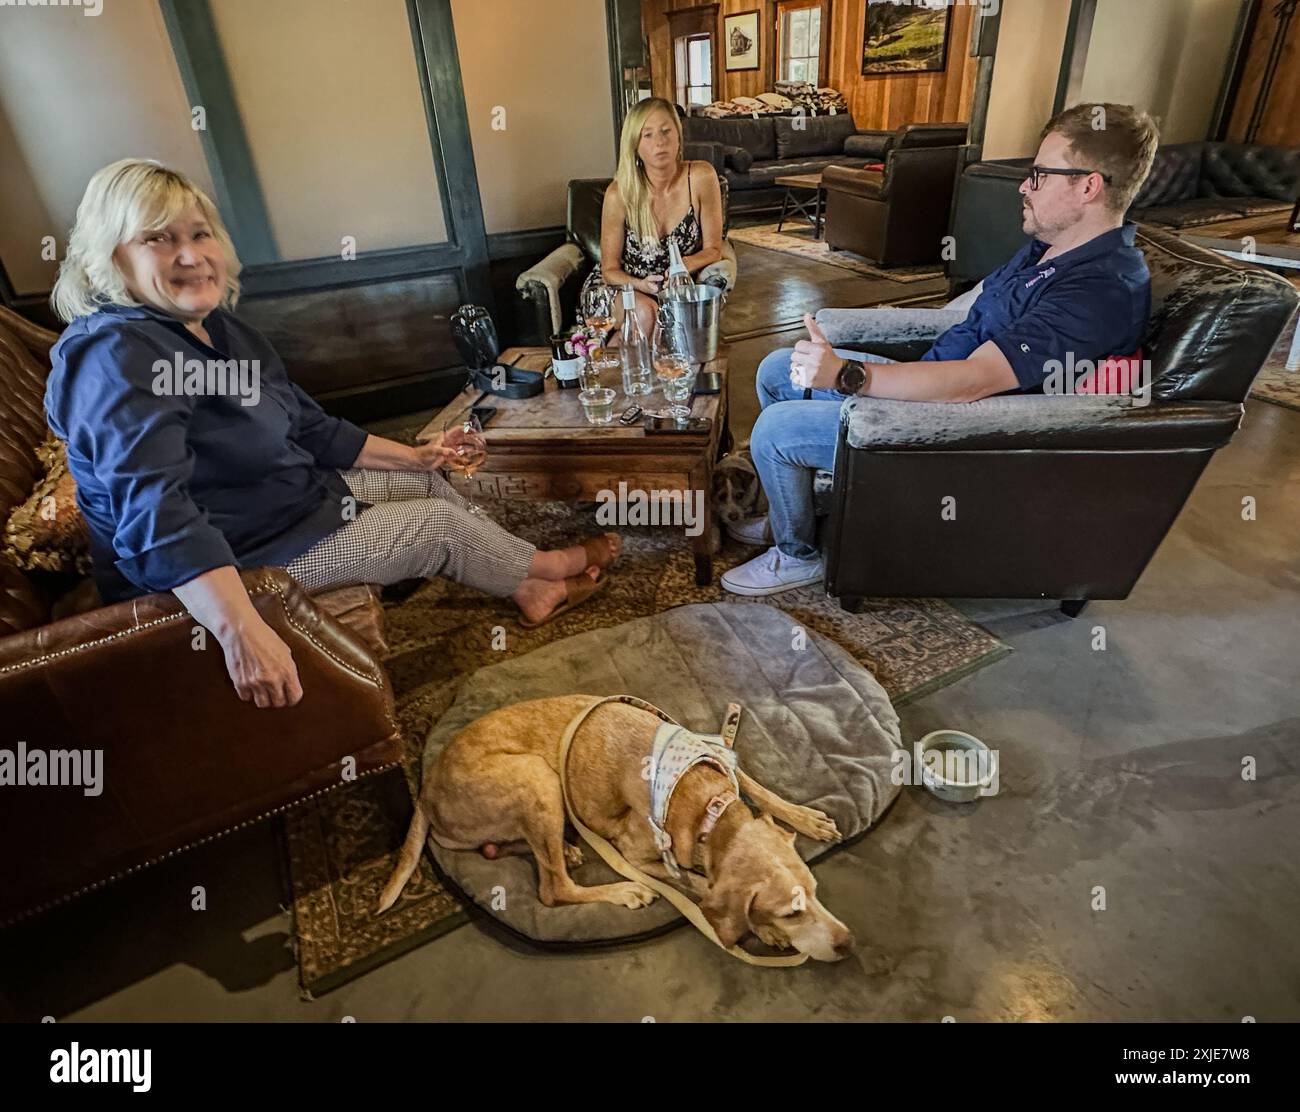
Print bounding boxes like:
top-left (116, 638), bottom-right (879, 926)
top-left (700, 877), bottom-right (761, 949)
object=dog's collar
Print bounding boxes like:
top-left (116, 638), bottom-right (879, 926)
top-left (692, 791), bottom-right (739, 874)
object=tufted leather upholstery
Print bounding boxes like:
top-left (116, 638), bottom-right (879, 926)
top-left (0, 304), bottom-right (404, 925)
top-left (1129, 142), bottom-right (1300, 228)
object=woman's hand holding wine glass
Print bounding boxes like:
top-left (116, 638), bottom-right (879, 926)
top-left (441, 414), bottom-right (489, 516)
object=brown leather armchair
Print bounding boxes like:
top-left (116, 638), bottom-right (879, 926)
top-left (822, 123), bottom-right (969, 267)
top-left (0, 306), bottom-right (403, 926)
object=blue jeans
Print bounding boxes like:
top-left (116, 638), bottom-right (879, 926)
top-left (751, 346), bottom-right (895, 561)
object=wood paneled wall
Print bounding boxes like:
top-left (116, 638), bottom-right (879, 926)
top-left (827, 0), bottom-right (977, 129)
top-left (645, 1), bottom-right (776, 105)
top-left (642, 0), bottom-right (978, 129)
top-left (1224, 0), bottom-right (1300, 145)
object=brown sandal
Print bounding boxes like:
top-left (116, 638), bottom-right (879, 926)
top-left (581, 533), bottom-right (623, 571)
top-left (518, 570), bottom-right (610, 630)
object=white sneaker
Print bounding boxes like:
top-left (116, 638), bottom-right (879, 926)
top-left (725, 514), bottom-right (773, 546)
top-left (721, 546), bottom-right (824, 597)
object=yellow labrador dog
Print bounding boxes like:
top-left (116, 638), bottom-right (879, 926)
top-left (378, 694), bottom-right (855, 961)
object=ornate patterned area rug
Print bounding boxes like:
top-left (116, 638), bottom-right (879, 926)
top-left (729, 222), bottom-right (944, 283)
top-left (284, 499), bottom-right (1011, 996)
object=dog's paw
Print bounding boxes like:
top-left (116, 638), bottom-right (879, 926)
top-left (564, 842), bottom-right (585, 868)
top-left (792, 807), bottom-right (841, 843)
top-left (610, 882), bottom-right (658, 910)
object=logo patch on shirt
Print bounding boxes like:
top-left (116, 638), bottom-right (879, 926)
top-left (1025, 265), bottom-right (1057, 290)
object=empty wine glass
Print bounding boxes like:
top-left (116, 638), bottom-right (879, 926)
top-left (443, 411), bottom-right (487, 516)
top-left (581, 279), bottom-right (617, 344)
top-left (652, 314), bottom-right (693, 421)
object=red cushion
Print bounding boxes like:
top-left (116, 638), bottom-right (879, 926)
top-left (863, 162), bottom-right (886, 171)
top-left (1075, 348), bottom-right (1145, 395)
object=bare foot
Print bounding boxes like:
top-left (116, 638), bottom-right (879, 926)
top-left (513, 566), bottom-right (599, 625)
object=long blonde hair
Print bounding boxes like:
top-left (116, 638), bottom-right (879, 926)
top-left (51, 158), bottom-right (242, 323)
top-left (615, 98), bottom-right (685, 246)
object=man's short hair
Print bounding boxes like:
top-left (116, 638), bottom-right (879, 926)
top-left (1040, 103), bottom-right (1161, 214)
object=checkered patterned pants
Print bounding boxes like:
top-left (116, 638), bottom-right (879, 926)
top-left (284, 468), bottom-right (536, 597)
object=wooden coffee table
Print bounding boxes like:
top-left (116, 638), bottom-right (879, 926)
top-left (417, 346), bottom-right (729, 585)
top-left (775, 172), bottom-right (828, 239)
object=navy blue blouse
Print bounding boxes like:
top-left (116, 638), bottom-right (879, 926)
top-left (46, 303), bottom-right (368, 603)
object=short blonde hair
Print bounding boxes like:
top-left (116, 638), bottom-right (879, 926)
top-left (1040, 103), bottom-right (1161, 214)
top-left (51, 158), bottom-right (242, 323)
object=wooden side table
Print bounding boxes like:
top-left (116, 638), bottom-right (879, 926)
top-left (775, 172), bottom-right (828, 239)
top-left (417, 347), bottom-right (729, 585)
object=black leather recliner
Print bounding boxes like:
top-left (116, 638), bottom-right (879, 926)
top-left (815, 224), bottom-right (1300, 612)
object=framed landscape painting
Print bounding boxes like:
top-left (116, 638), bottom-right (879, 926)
top-left (862, 0), bottom-right (953, 75)
top-left (724, 10), bottom-right (761, 72)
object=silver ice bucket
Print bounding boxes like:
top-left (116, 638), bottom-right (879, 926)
top-left (658, 284), bottom-right (723, 364)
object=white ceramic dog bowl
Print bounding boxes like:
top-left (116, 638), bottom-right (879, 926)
top-left (916, 730), bottom-right (997, 803)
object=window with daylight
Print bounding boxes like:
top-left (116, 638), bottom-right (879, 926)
top-left (675, 33), bottom-right (714, 109)
top-left (779, 1), bottom-right (823, 84)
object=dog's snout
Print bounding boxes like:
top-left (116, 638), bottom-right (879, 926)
top-left (832, 934), bottom-right (856, 960)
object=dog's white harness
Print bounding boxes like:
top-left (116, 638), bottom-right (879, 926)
top-left (647, 723), bottom-right (739, 880)
top-left (556, 695), bottom-right (807, 966)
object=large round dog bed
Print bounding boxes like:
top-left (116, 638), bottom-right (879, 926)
top-left (420, 602), bottom-right (903, 945)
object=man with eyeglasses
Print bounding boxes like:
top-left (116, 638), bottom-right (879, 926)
top-left (723, 102), bottom-right (1160, 597)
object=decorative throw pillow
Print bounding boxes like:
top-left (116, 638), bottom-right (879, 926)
top-left (721, 144), bottom-right (754, 174)
top-left (2, 435), bottom-right (92, 575)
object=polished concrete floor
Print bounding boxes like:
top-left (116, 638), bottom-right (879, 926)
top-left (4, 242), bottom-right (1297, 1022)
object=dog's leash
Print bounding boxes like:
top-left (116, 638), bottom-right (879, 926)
top-left (557, 695), bottom-right (807, 968)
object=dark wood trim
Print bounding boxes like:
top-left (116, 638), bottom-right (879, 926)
top-left (486, 226), bottom-right (567, 261)
top-left (0, 256), bottom-right (17, 309)
top-left (5, 233), bottom-right (571, 314)
top-left (157, 0), bottom-right (279, 266)
top-left (1053, 0), bottom-right (1096, 115)
top-left (239, 243), bottom-right (467, 299)
top-left (1215, 0), bottom-right (1263, 140)
top-left (772, 0), bottom-right (831, 87)
top-left (967, 2), bottom-right (1001, 155)
top-left (606, 0), bottom-right (629, 145)
top-left (408, 0), bottom-right (494, 309)
top-left (318, 366), bottom-right (469, 424)
top-left (668, 3), bottom-right (722, 105)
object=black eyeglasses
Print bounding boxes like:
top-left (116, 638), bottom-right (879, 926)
top-left (1026, 165), bottom-right (1113, 191)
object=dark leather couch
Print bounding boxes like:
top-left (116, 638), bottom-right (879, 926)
top-left (515, 176), bottom-right (737, 345)
top-left (816, 224), bottom-right (1299, 610)
top-left (822, 125), bottom-right (969, 267)
top-left (0, 306), bottom-right (403, 926)
top-left (947, 141), bottom-right (1300, 287)
top-left (684, 113), bottom-right (884, 214)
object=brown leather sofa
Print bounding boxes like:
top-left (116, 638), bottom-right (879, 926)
top-left (822, 123), bottom-right (969, 267)
top-left (0, 306), bottom-right (403, 926)
top-left (816, 225), bottom-right (1300, 612)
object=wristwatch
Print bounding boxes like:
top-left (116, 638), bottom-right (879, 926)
top-left (835, 358), bottom-right (869, 396)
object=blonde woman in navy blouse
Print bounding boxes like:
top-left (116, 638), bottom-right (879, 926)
top-left (48, 159), bottom-right (619, 708)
